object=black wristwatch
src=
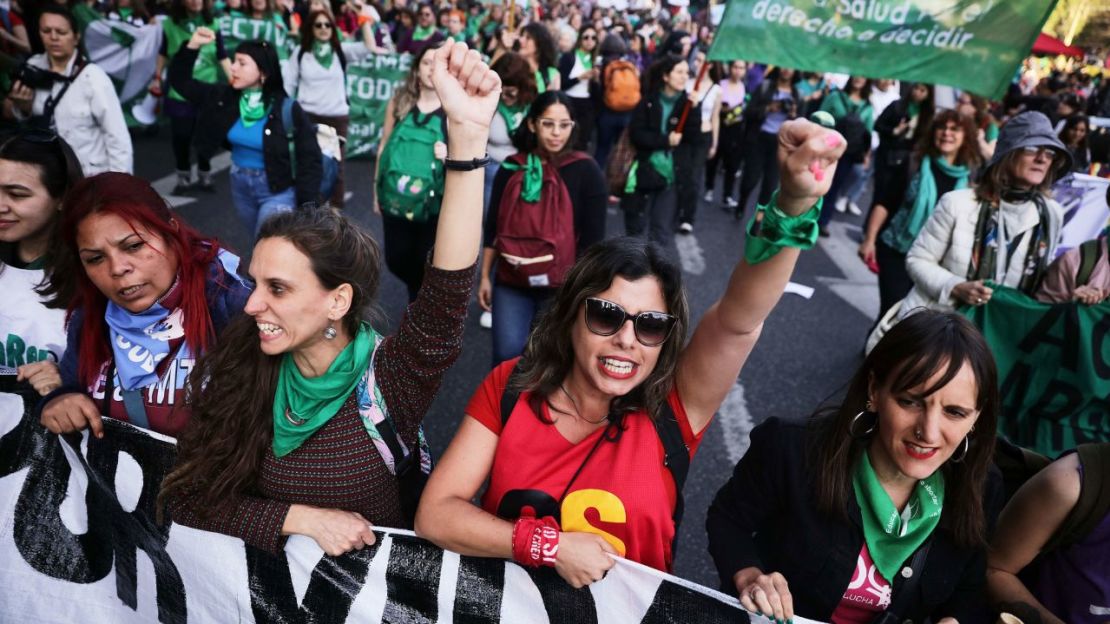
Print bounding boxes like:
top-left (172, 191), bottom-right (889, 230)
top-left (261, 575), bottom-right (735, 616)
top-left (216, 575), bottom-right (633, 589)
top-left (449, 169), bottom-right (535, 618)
top-left (443, 154), bottom-right (492, 171)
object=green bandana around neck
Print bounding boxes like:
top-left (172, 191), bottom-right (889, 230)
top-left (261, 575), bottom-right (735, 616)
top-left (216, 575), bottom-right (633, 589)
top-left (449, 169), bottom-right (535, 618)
top-left (575, 48), bottom-right (593, 71)
top-left (501, 153), bottom-right (543, 203)
top-left (272, 323), bottom-right (380, 457)
top-left (312, 40), bottom-right (334, 69)
top-left (496, 101), bottom-right (527, 133)
top-left (883, 154), bottom-right (971, 253)
top-left (413, 24), bottom-right (437, 41)
top-left (239, 87), bottom-right (267, 128)
top-left (852, 450), bottom-right (945, 583)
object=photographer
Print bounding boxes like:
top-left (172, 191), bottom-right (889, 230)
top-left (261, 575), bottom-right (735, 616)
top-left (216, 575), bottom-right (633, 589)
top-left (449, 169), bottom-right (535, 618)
top-left (3, 5), bottom-right (132, 175)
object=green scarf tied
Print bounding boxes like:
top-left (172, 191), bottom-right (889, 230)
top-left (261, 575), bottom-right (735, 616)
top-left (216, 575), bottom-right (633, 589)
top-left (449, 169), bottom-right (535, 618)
top-left (272, 323), bottom-right (380, 457)
top-left (882, 154), bottom-right (970, 254)
top-left (575, 48), bottom-right (593, 71)
top-left (312, 40), bottom-right (334, 69)
top-left (239, 87), bottom-right (267, 128)
top-left (412, 24), bottom-right (437, 41)
top-left (852, 451), bottom-right (945, 583)
top-left (497, 101), bottom-right (527, 133)
top-left (501, 153), bottom-right (543, 203)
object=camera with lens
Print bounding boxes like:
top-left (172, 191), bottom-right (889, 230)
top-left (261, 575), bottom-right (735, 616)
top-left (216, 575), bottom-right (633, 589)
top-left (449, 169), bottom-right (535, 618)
top-left (9, 63), bottom-right (63, 91)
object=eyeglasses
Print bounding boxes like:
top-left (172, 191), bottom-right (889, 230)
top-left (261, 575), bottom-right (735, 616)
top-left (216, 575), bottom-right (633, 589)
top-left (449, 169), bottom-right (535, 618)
top-left (1020, 146), bottom-right (1055, 159)
top-left (584, 297), bottom-right (676, 347)
top-left (314, 21), bottom-right (333, 29)
top-left (538, 119), bottom-right (575, 132)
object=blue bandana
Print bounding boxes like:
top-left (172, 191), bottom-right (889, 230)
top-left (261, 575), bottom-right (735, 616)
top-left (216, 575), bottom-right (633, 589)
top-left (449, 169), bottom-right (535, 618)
top-left (104, 281), bottom-right (186, 391)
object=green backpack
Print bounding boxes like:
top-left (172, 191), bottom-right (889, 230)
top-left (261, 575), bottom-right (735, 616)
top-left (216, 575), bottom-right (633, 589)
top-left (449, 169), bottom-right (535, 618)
top-left (376, 109), bottom-right (446, 222)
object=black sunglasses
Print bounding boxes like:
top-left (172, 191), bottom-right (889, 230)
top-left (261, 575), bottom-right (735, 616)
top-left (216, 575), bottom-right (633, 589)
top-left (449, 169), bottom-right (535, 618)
top-left (584, 298), bottom-right (676, 347)
top-left (314, 21), bottom-right (333, 28)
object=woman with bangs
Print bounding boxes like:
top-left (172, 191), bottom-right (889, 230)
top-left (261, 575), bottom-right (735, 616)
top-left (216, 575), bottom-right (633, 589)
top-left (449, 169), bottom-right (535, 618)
top-left (36, 172), bottom-right (250, 438)
top-left (708, 310), bottom-right (1004, 623)
top-left (418, 118), bottom-right (848, 586)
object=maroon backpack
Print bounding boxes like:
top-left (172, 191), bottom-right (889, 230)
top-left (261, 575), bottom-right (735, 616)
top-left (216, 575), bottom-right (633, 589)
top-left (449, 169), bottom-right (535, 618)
top-left (494, 151), bottom-right (589, 289)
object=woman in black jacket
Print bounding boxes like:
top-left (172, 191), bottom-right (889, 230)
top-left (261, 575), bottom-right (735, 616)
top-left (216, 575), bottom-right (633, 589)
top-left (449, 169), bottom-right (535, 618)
top-left (707, 310), bottom-right (1003, 623)
top-left (733, 67), bottom-right (798, 219)
top-left (620, 54), bottom-right (702, 247)
top-left (169, 28), bottom-right (321, 239)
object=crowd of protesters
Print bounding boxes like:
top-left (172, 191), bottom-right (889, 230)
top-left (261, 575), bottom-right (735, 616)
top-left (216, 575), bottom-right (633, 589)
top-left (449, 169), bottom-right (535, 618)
top-left (1, 0), bottom-right (1110, 622)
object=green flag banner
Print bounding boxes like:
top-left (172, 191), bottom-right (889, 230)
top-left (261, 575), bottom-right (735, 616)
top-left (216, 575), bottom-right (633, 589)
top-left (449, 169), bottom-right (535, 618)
top-left (345, 53), bottom-right (411, 159)
top-left (963, 285), bottom-right (1110, 456)
top-left (73, 13), bottom-right (163, 127)
top-left (217, 14), bottom-right (292, 59)
top-left (707, 0), bottom-right (1059, 100)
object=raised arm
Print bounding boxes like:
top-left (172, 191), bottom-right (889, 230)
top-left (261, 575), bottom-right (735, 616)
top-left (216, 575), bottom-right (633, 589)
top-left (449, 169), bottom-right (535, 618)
top-left (676, 120), bottom-right (845, 433)
top-left (428, 41), bottom-right (501, 271)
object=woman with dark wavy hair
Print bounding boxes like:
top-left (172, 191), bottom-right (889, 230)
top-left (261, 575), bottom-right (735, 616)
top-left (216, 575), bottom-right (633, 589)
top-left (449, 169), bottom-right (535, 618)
top-left (708, 310), bottom-right (1003, 622)
top-left (159, 42), bottom-right (500, 558)
top-left (417, 118), bottom-right (847, 586)
top-left (36, 172), bottom-right (250, 438)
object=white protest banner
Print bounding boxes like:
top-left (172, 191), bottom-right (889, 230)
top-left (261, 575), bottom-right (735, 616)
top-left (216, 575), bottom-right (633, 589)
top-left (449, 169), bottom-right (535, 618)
top-left (0, 388), bottom-right (821, 624)
top-left (1052, 173), bottom-right (1110, 257)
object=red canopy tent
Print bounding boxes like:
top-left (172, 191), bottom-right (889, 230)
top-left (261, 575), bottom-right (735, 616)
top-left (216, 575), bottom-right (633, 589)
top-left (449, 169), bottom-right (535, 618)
top-left (1031, 32), bottom-right (1084, 58)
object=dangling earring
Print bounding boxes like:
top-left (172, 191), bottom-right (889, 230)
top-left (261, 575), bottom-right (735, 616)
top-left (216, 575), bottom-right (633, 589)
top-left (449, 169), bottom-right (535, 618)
top-left (848, 401), bottom-right (876, 439)
top-left (323, 321), bottom-right (337, 340)
top-left (949, 436), bottom-right (970, 463)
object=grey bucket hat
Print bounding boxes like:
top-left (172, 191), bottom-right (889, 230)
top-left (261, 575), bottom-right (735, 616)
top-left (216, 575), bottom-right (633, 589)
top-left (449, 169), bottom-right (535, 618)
top-left (983, 110), bottom-right (1073, 178)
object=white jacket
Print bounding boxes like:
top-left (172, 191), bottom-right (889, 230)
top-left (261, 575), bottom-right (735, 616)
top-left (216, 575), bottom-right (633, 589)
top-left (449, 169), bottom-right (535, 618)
top-left (22, 53), bottom-right (133, 175)
top-left (900, 188), bottom-right (1064, 315)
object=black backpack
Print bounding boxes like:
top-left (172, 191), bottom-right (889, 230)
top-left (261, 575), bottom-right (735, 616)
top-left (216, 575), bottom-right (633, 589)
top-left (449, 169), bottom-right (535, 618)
top-left (498, 362), bottom-right (692, 553)
top-left (836, 107), bottom-right (870, 161)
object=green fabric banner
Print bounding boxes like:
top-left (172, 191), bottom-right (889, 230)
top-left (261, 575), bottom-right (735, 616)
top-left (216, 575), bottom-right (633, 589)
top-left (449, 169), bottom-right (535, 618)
top-left (345, 52), bottom-right (411, 159)
top-left (217, 14), bottom-right (292, 60)
top-left (707, 0), bottom-right (1060, 100)
top-left (963, 285), bottom-right (1110, 456)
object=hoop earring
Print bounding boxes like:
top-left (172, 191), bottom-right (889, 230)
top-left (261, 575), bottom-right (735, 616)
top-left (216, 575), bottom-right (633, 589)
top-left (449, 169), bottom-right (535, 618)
top-left (323, 322), bottom-right (338, 340)
top-left (949, 436), bottom-right (970, 463)
top-left (848, 408), bottom-right (876, 439)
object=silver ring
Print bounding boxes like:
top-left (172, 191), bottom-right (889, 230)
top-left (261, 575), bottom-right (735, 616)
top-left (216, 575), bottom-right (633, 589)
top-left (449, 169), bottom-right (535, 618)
top-left (749, 586), bottom-right (764, 601)
top-left (977, 297), bottom-right (984, 304)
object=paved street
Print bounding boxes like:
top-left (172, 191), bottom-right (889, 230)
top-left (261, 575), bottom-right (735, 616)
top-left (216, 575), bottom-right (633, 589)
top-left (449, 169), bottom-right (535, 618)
top-left (131, 127), bottom-right (878, 589)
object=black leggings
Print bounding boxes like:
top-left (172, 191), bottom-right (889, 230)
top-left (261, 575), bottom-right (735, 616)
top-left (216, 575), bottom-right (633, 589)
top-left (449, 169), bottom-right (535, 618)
top-left (169, 112), bottom-right (211, 173)
top-left (875, 239), bottom-right (913, 320)
top-left (736, 130), bottom-right (780, 215)
top-left (382, 213), bottom-right (439, 302)
top-left (568, 96), bottom-right (597, 152)
top-left (705, 121), bottom-right (746, 200)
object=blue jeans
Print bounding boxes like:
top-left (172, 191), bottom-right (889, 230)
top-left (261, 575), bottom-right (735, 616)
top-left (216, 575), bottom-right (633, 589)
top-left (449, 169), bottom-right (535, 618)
top-left (491, 281), bottom-right (554, 366)
top-left (230, 165), bottom-right (296, 239)
top-left (819, 160), bottom-right (866, 227)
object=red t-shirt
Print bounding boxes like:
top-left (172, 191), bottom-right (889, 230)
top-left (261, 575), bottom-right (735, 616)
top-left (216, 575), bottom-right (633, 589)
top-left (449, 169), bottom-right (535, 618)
top-left (466, 358), bottom-right (706, 572)
top-left (831, 544), bottom-right (893, 623)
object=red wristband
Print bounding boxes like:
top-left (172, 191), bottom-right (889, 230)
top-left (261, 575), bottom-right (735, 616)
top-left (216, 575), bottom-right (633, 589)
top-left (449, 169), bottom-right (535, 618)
top-left (511, 516), bottom-right (560, 568)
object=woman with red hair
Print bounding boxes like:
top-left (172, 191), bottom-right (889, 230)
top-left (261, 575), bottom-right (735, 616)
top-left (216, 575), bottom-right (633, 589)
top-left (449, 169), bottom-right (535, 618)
top-left (35, 172), bottom-right (251, 438)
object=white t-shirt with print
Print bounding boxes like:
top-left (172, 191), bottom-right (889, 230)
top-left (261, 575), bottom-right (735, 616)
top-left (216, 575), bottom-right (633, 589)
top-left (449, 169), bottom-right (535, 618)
top-left (0, 264), bottom-right (67, 375)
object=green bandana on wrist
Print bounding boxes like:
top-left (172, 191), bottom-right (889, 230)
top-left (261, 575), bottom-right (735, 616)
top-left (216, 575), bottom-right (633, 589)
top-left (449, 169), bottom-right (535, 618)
top-left (272, 323), bottom-right (380, 457)
top-left (413, 24), bottom-right (437, 41)
top-left (239, 87), bottom-right (267, 128)
top-left (852, 450), bottom-right (945, 583)
top-left (312, 40), bottom-right (334, 69)
top-left (744, 190), bottom-right (821, 264)
top-left (500, 153), bottom-right (543, 203)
